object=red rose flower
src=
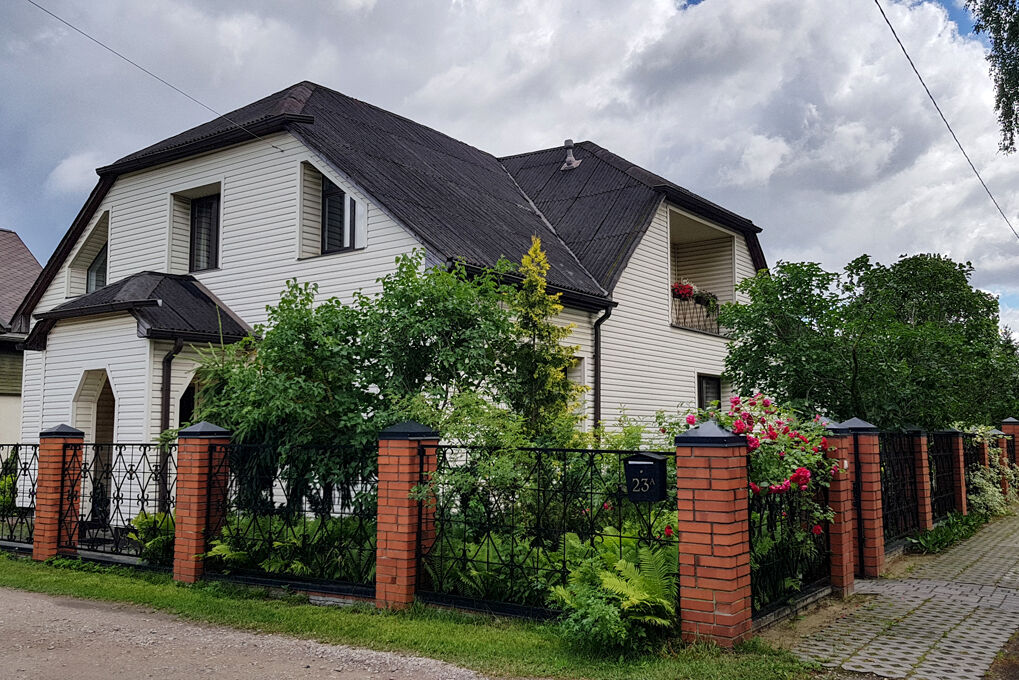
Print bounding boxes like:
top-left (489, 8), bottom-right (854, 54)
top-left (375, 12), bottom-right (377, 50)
top-left (664, 525), bottom-right (674, 538)
top-left (812, 524), bottom-right (823, 536)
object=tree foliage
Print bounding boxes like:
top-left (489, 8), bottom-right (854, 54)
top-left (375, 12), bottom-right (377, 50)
top-left (967, 0), bottom-right (1019, 153)
top-left (720, 253), bottom-right (1018, 429)
top-left (192, 242), bottom-right (584, 471)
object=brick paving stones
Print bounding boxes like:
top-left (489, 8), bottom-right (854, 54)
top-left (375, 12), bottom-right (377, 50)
top-left (793, 514), bottom-right (1019, 679)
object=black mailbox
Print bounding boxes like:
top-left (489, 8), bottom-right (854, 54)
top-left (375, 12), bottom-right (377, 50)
top-left (623, 453), bottom-right (667, 503)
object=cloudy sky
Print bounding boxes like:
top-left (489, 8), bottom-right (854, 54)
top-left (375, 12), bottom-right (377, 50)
top-left (3, 0), bottom-right (1019, 323)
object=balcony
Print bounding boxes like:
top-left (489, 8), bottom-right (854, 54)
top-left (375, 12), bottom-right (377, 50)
top-left (670, 294), bottom-right (723, 336)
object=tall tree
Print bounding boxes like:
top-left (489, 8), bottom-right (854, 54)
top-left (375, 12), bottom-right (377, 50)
top-left (967, 0), bottom-right (1019, 152)
top-left (720, 253), bottom-right (1018, 428)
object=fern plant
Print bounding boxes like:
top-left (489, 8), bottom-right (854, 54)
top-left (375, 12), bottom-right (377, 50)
top-left (552, 544), bottom-right (677, 654)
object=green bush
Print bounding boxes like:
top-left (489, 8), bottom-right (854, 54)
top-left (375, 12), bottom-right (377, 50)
top-left (968, 462), bottom-right (1011, 517)
top-left (0, 474), bottom-right (16, 515)
top-left (128, 511), bottom-right (176, 567)
top-left (552, 539), bottom-right (677, 655)
top-left (907, 512), bottom-right (987, 554)
top-left (205, 513), bottom-right (376, 583)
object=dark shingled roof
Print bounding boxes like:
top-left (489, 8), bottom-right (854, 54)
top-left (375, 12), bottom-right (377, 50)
top-left (0, 229), bottom-right (41, 330)
top-left (500, 141), bottom-right (767, 290)
top-left (26, 272), bottom-right (249, 349)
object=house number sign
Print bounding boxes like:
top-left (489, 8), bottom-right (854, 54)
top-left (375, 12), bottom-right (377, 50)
top-left (622, 452), bottom-right (667, 503)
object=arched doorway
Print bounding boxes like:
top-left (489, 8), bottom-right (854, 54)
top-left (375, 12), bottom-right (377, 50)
top-left (72, 370), bottom-right (116, 535)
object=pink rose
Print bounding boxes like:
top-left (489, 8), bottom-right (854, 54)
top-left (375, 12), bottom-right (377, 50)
top-left (686, 414), bottom-right (697, 426)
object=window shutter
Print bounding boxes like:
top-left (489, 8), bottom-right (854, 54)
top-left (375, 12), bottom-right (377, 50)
top-left (354, 197), bottom-right (368, 249)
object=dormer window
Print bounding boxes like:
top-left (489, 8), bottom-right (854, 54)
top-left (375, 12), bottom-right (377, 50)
top-left (86, 244), bottom-right (108, 293)
top-left (300, 162), bottom-right (367, 258)
top-left (67, 210), bottom-right (109, 297)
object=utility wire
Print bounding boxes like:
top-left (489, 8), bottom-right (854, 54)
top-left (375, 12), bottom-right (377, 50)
top-left (873, 0), bottom-right (1019, 241)
top-left (23, 0), bottom-right (284, 153)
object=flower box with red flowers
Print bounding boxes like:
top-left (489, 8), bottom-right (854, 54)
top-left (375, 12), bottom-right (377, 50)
top-left (670, 282), bottom-right (695, 300)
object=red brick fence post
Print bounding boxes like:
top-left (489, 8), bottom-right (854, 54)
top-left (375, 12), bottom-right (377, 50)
top-left (824, 428), bottom-right (855, 597)
top-left (33, 424), bottom-right (84, 561)
top-left (837, 418), bottom-right (883, 578)
top-left (910, 430), bottom-right (934, 532)
top-left (674, 421), bottom-right (751, 648)
top-left (173, 422), bottom-right (231, 584)
top-left (375, 421), bottom-right (439, 610)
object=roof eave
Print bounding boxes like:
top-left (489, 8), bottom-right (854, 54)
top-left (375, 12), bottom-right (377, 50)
top-left (97, 113), bottom-right (315, 177)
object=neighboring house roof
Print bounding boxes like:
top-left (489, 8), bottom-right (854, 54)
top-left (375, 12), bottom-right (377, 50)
top-left (13, 81), bottom-right (768, 330)
top-left (501, 142), bottom-right (767, 290)
top-left (26, 271), bottom-right (250, 350)
top-left (0, 229), bottom-right (42, 332)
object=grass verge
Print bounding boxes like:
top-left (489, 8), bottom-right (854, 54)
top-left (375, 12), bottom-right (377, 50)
top-left (0, 554), bottom-right (809, 680)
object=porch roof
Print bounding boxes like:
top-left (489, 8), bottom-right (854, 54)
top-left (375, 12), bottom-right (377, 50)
top-left (26, 271), bottom-right (250, 350)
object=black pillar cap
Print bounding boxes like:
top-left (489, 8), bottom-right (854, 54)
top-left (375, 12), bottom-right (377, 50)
top-left (379, 421), bottom-right (440, 440)
top-left (178, 421), bottom-right (231, 438)
top-left (39, 424), bottom-right (84, 439)
top-left (828, 417), bottom-right (878, 435)
top-left (674, 420), bottom-right (744, 447)
top-left (1003, 417), bottom-right (1019, 424)
top-left (989, 428), bottom-right (1005, 436)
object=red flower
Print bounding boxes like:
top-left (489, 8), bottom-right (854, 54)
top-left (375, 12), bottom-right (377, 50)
top-left (659, 427), bottom-right (667, 434)
top-left (671, 282), bottom-right (694, 300)
top-left (733, 420), bottom-right (747, 434)
top-left (812, 524), bottom-right (823, 536)
top-left (603, 502), bottom-right (612, 511)
top-left (821, 436), bottom-right (829, 451)
top-left (746, 435), bottom-right (761, 451)
top-left (686, 414), bottom-right (697, 426)
top-left (664, 525), bottom-right (674, 538)
top-left (749, 481), bottom-right (761, 495)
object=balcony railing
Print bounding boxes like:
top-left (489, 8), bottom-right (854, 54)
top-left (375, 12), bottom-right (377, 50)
top-left (671, 296), bottom-right (722, 336)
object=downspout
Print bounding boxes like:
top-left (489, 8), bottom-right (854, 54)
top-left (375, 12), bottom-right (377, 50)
top-left (593, 307), bottom-right (612, 431)
top-left (158, 337), bottom-right (183, 512)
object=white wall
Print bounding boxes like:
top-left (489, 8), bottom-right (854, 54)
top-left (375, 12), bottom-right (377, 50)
top-left (0, 396), bottom-right (20, 443)
top-left (21, 314), bottom-right (151, 443)
top-left (599, 200), bottom-right (756, 424)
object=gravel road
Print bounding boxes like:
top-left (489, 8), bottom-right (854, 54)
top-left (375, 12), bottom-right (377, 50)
top-left (0, 588), bottom-right (486, 680)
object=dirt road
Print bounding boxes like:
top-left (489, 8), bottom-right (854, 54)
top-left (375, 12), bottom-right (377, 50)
top-left (0, 588), bottom-right (484, 680)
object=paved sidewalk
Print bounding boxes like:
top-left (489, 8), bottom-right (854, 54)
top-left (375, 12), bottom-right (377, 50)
top-left (795, 515), bottom-right (1019, 679)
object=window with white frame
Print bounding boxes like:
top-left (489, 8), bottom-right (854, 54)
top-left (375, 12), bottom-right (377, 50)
top-left (67, 210), bottom-right (109, 297)
top-left (169, 182), bottom-right (221, 275)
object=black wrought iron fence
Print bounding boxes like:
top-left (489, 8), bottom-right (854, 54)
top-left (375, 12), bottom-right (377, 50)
top-left (204, 444), bottom-right (376, 595)
top-left (1008, 437), bottom-right (1016, 466)
top-left (670, 297), bottom-right (722, 336)
top-left (749, 489), bottom-right (829, 617)
top-left (963, 433), bottom-right (982, 470)
top-left (879, 432), bottom-right (919, 544)
top-left (418, 446), bottom-right (679, 615)
top-left (928, 433), bottom-right (958, 523)
top-left (0, 444), bottom-right (38, 549)
top-left (59, 443), bottom-right (176, 566)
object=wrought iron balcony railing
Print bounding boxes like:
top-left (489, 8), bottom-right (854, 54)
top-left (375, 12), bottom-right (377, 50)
top-left (670, 296), bottom-right (722, 336)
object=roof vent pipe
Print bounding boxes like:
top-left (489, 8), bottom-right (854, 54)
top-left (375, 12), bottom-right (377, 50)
top-left (561, 139), bottom-right (582, 171)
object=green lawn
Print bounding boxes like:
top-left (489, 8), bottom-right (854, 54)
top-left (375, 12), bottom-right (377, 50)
top-left (0, 554), bottom-right (809, 680)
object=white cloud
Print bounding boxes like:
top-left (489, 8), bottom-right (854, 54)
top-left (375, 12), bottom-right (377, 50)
top-left (44, 151), bottom-right (102, 196)
top-left (3, 0), bottom-right (1018, 311)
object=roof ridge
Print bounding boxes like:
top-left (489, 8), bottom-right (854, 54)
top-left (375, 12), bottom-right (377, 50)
top-left (498, 142), bottom-right (572, 162)
top-left (496, 159), bottom-right (608, 297)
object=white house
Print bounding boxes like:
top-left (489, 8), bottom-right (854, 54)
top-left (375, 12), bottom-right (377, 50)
top-left (12, 81), bottom-right (767, 445)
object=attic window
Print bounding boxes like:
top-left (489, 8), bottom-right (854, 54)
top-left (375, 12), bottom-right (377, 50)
top-left (169, 182), bottom-right (221, 275)
top-left (300, 163), bottom-right (367, 258)
top-left (86, 244), bottom-right (108, 293)
top-left (67, 210), bottom-right (109, 297)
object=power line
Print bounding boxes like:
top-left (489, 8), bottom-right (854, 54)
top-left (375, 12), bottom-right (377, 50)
top-left (23, 0), bottom-right (284, 153)
top-left (873, 0), bottom-right (1019, 242)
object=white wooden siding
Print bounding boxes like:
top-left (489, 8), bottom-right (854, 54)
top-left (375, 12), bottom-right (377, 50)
top-left (169, 196), bottom-right (190, 274)
top-left (734, 235), bottom-right (756, 303)
top-left (148, 341), bottom-right (204, 437)
top-left (299, 162), bottom-right (324, 258)
top-left (558, 306), bottom-right (595, 424)
top-left (599, 200), bottom-right (757, 424)
top-left (23, 314), bottom-right (150, 443)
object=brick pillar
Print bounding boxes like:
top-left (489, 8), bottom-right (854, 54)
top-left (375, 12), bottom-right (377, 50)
top-left (824, 431), bottom-right (854, 597)
top-left (912, 431), bottom-right (934, 531)
top-left (950, 431), bottom-right (967, 516)
top-left (376, 421), bottom-right (439, 610)
top-left (839, 418), bottom-right (883, 578)
top-left (998, 433), bottom-right (1010, 498)
top-left (674, 421), bottom-right (750, 648)
top-left (33, 425), bottom-right (85, 561)
top-left (173, 421), bottom-right (231, 584)
top-left (1002, 419), bottom-right (1019, 466)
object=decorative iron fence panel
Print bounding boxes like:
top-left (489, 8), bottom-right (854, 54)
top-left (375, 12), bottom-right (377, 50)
top-left (59, 443), bottom-right (177, 566)
top-left (0, 444), bottom-right (38, 549)
top-left (418, 446), bottom-right (679, 616)
top-left (670, 297), bottom-right (722, 336)
top-left (963, 433), bottom-right (982, 471)
top-left (749, 488), bottom-right (829, 617)
top-left (879, 432), bottom-right (919, 544)
top-left (928, 433), bottom-right (957, 523)
top-left (205, 444), bottom-right (376, 596)
top-left (1009, 437), bottom-right (1016, 466)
